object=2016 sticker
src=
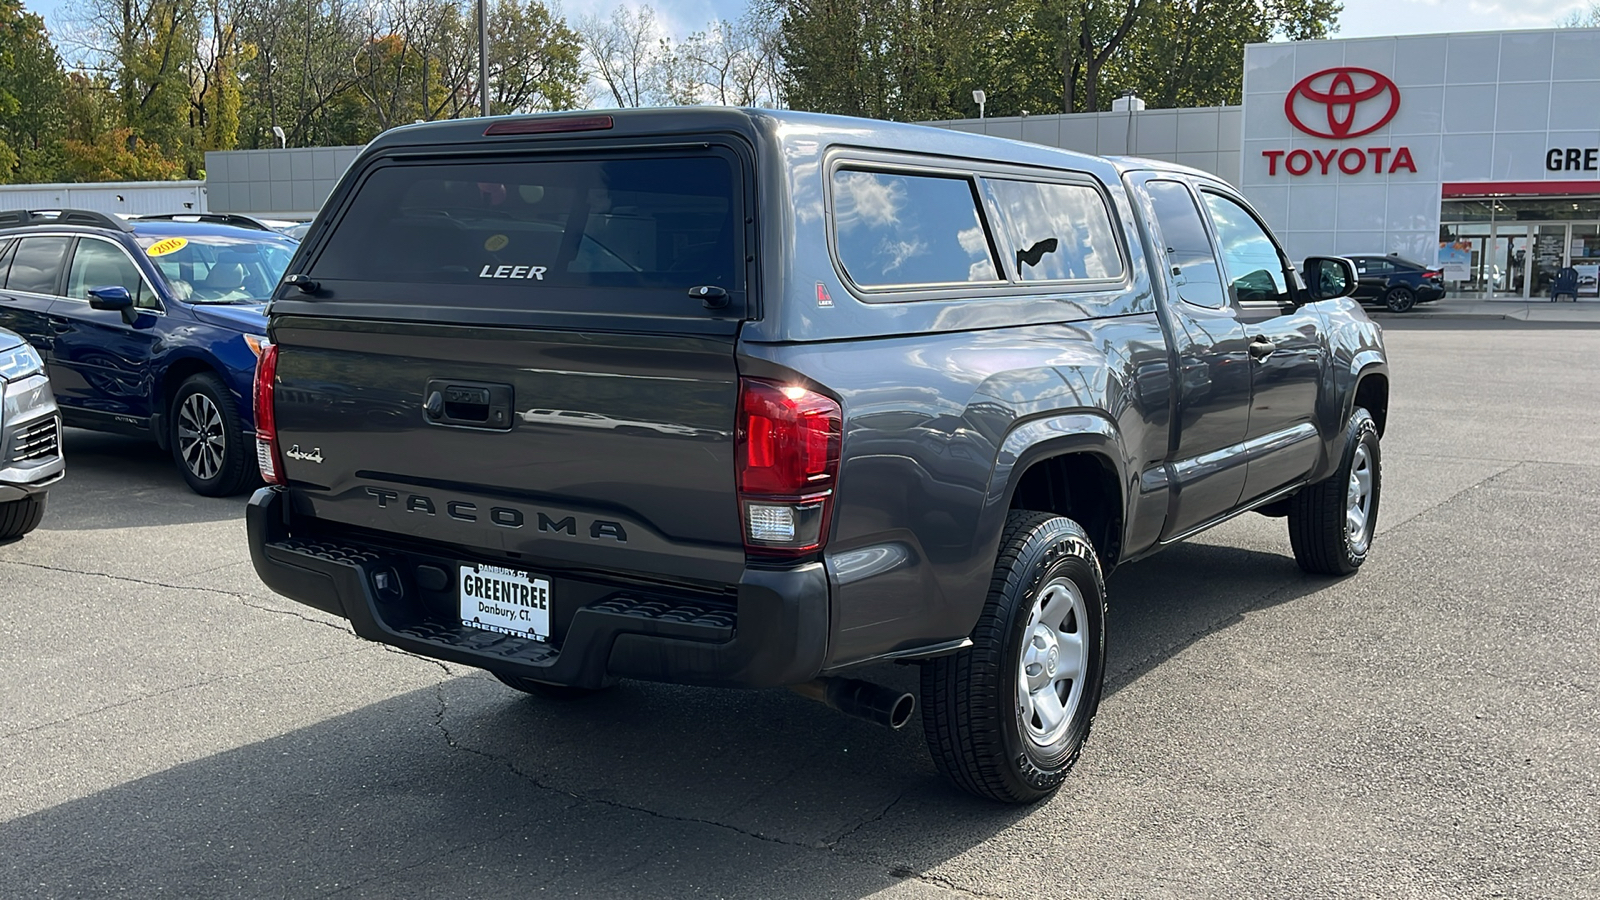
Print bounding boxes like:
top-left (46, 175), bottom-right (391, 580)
top-left (146, 237), bottom-right (189, 257)
top-left (484, 234), bottom-right (509, 252)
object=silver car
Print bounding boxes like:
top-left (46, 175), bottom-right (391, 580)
top-left (0, 329), bottom-right (63, 539)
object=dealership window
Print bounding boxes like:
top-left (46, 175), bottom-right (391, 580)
top-left (1440, 196), bottom-right (1600, 298)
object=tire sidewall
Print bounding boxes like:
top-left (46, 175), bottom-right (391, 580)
top-left (170, 374), bottom-right (249, 496)
top-left (1337, 410), bottom-right (1382, 569)
top-left (995, 521), bottom-right (1107, 794)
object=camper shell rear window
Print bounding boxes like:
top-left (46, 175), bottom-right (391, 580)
top-left (308, 150), bottom-right (744, 318)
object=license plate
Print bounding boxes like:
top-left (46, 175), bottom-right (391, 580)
top-left (459, 563), bottom-right (551, 640)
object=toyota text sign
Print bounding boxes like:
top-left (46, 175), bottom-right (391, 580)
top-left (1262, 66), bottom-right (1416, 178)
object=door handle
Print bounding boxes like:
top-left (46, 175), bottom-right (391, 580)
top-left (1248, 337), bottom-right (1277, 359)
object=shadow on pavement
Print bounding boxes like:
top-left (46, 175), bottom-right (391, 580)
top-left (0, 538), bottom-right (1335, 898)
top-left (40, 429), bottom-right (249, 529)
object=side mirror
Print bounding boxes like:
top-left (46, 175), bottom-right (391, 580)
top-left (87, 286), bottom-right (140, 325)
top-left (87, 285), bottom-right (133, 311)
top-left (1302, 256), bottom-right (1357, 301)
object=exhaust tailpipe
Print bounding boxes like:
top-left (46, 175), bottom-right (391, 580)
top-left (791, 677), bottom-right (916, 729)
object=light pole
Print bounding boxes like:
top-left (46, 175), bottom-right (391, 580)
top-left (271, 125), bottom-right (286, 148)
top-left (973, 89), bottom-right (986, 120)
top-left (478, 0), bottom-right (490, 116)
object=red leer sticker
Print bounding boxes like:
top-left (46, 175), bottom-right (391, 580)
top-left (816, 283), bottom-right (834, 307)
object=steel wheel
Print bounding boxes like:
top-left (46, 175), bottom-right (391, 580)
top-left (177, 391), bottom-right (226, 481)
top-left (1346, 442), bottom-right (1374, 553)
top-left (1017, 576), bottom-right (1089, 749)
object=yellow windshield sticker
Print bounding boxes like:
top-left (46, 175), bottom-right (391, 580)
top-left (484, 234), bottom-right (509, 252)
top-left (146, 237), bottom-right (189, 257)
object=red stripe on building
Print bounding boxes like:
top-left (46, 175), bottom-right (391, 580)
top-left (1443, 181), bottom-right (1600, 198)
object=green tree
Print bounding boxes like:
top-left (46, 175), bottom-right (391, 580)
top-left (0, 0), bottom-right (68, 182)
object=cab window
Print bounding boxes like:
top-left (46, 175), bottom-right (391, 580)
top-left (1143, 180), bottom-right (1227, 308)
top-left (4, 236), bottom-right (71, 296)
top-left (66, 240), bottom-right (158, 309)
top-left (1201, 192), bottom-right (1293, 305)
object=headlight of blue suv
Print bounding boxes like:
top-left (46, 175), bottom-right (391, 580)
top-left (0, 342), bottom-right (44, 382)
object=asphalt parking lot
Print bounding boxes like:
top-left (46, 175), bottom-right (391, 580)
top-left (2, 320), bottom-right (1597, 899)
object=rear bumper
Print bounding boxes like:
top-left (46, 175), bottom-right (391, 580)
top-left (246, 486), bottom-right (830, 689)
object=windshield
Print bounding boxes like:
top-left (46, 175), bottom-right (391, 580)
top-left (135, 233), bottom-right (296, 303)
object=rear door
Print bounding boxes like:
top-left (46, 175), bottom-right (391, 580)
top-left (1134, 177), bottom-right (1252, 539)
top-left (0, 236), bottom-right (71, 363)
top-left (271, 143), bottom-right (753, 585)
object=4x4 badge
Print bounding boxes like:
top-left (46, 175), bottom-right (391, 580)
top-left (286, 444), bottom-right (324, 464)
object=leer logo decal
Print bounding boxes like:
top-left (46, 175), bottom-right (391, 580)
top-left (1285, 67), bottom-right (1401, 140)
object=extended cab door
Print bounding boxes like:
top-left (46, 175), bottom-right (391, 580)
top-left (1133, 177), bottom-right (1252, 540)
top-left (47, 236), bottom-right (164, 424)
top-left (1197, 189), bottom-right (1327, 505)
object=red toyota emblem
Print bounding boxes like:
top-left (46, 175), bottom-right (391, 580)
top-left (1285, 67), bottom-right (1400, 139)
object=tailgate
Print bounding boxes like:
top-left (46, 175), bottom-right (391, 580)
top-left (271, 316), bottom-right (744, 583)
top-left (268, 143), bottom-right (752, 585)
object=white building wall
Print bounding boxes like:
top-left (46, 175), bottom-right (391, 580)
top-left (1242, 28), bottom-right (1600, 265)
top-left (927, 107), bottom-right (1244, 187)
top-left (0, 181), bottom-right (206, 216)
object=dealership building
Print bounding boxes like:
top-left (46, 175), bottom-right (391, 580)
top-left (932, 26), bottom-right (1600, 298)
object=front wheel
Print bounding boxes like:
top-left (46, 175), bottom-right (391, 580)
top-left (1384, 286), bottom-right (1416, 312)
top-left (921, 511), bottom-right (1107, 803)
top-left (1288, 407), bottom-right (1381, 575)
top-left (0, 493), bottom-right (46, 540)
top-left (170, 373), bottom-right (256, 497)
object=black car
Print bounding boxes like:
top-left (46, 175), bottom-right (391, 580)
top-left (1348, 254), bottom-right (1445, 312)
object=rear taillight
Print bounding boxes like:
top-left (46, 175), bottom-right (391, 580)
top-left (1423, 270), bottom-right (1441, 280)
top-left (737, 379), bottom-right (841, 558)
top-left (253, 341), bottom-right (284, 485)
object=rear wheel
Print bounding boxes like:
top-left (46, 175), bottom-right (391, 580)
top-left (921, 511), bottom-right (1106, 803)
top-left (1384, 286), bottom-right (1416, 312)
top-left (0, 493), bottom-right (46, 540)
top-left (170, 373), bottom-right (256, 497)
top-left (492, 672), bottom-right (612, 700)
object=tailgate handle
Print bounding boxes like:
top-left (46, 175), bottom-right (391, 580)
top-left (423, 379), bottom-right (513, 430)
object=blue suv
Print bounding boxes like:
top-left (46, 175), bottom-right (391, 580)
top-left (0, 209), bottom-right (296, 495)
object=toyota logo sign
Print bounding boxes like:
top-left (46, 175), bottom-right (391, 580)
top-left (1285, 67), bottom-right (1401, 139)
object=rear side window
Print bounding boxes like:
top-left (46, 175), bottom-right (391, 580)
top-left (987, 179), bottom-right (1123, 283)
top-left (4, 236), bottom-right (71, 295)
top-left (832, 170), bottom-right (1001, 288)
top-left (311, 155), bottom-right (740, 298)
top-left (1144, 180), bottom-right (1227, 308)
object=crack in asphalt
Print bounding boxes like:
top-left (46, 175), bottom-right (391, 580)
top-left (425, 684), bottom-right (821, 852)
top-left (0, 648), bottom-right (366, 740)
top-left (889, 866), bottom-right (1003, 899)
top-left (0, 559), bottom-right (353, 635)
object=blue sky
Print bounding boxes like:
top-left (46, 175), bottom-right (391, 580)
top-left (24, 0), bottom-right (1598, 52)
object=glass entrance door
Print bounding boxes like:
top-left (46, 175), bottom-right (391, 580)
top-left (1504, 228), bottom-right (1531, 297)
top-left (1531, 224), bottom-right (1569, 298)
top-left (1571, 224), bottom-right (1600, 298)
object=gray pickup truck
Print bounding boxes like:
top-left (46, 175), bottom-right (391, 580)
top-left (247, 109), bottom-right (1388, 803)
